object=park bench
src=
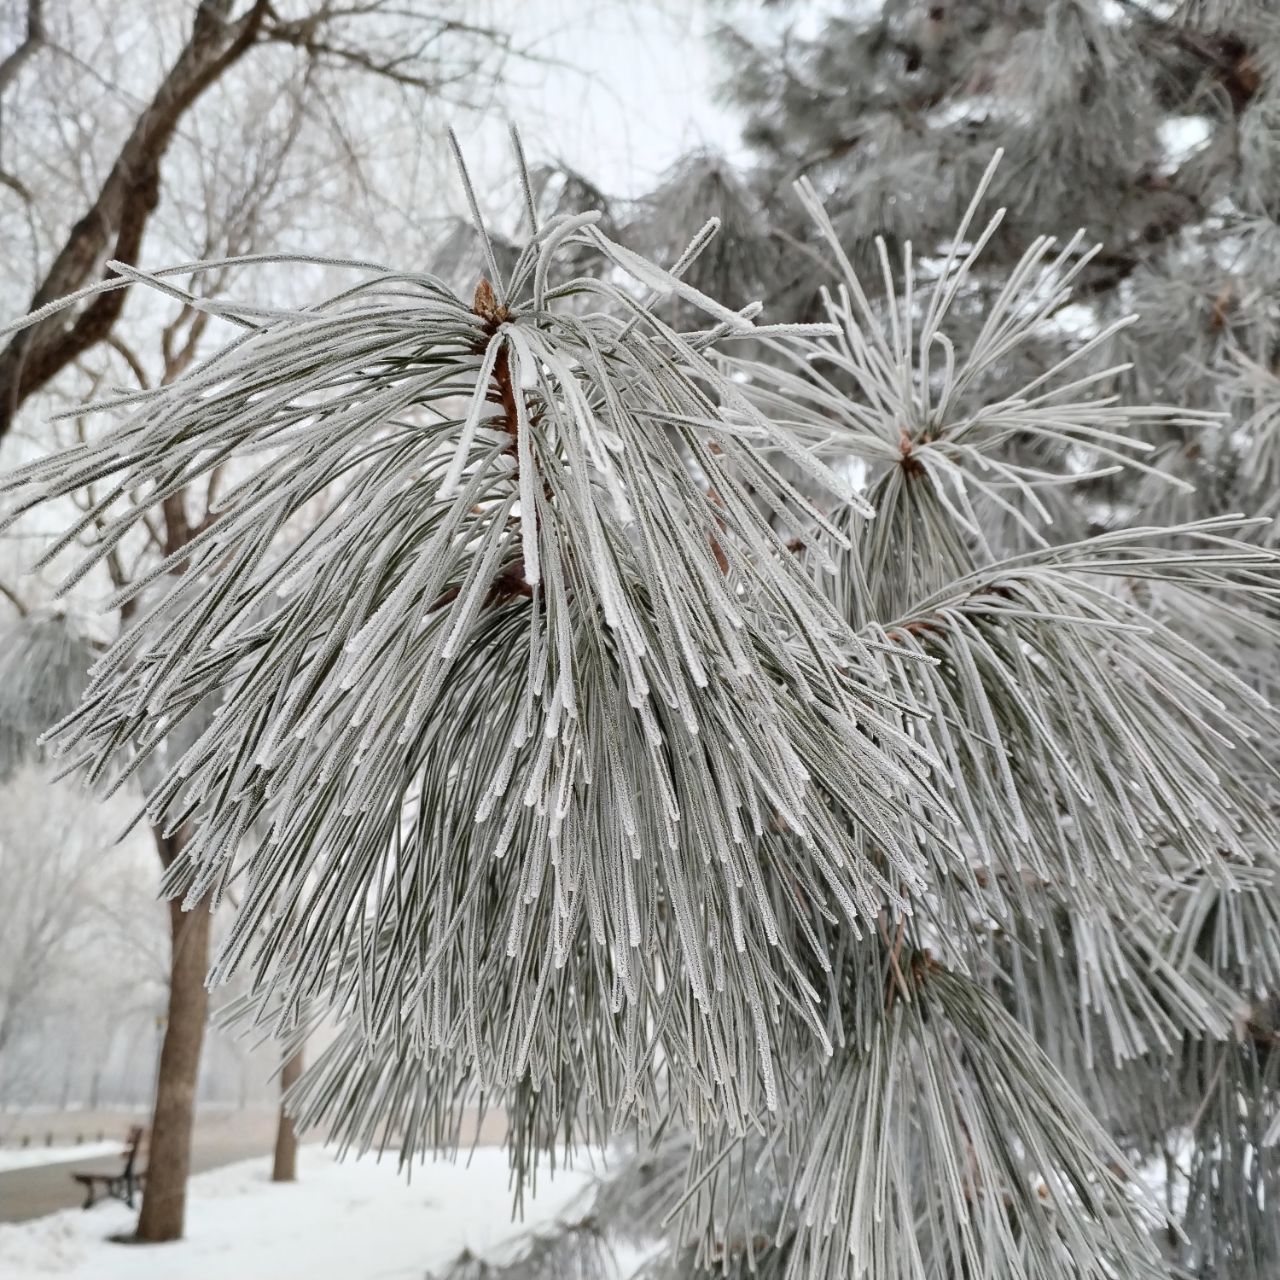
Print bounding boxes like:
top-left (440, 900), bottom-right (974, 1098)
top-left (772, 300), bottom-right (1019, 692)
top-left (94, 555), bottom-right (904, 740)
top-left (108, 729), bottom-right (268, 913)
top-left (70, 1125), bottom-right (146, 1209)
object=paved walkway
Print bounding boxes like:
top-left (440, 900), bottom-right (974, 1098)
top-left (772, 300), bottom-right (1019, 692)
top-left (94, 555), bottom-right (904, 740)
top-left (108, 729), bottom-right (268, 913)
top-left (0, 1106), bottom-right (506, 1224)
top-left (0, 1110), bottom-right (282, 1224)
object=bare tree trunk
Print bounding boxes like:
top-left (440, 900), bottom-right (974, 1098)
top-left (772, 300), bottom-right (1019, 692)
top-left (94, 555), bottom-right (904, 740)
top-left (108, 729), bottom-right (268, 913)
top-left (134, 825), bottom-right (210, 1243)
top-left (270, 1044), bottom-right (304, 1183)
top-left (58, 1050), bottom-right (72, 1109)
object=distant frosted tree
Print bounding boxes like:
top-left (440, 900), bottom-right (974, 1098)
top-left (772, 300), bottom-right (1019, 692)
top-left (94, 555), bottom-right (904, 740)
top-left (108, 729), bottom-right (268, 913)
top-left (4, 115), bottom-right (1280, 1280)
top-left (0, 768), bottom-right (163, 1114)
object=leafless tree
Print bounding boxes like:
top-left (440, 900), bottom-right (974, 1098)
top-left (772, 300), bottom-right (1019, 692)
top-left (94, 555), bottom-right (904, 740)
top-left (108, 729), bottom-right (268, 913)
top-left (0, 771), bottom-right (161, 1112)
top-left (0, 0), bottom-right (521, 437)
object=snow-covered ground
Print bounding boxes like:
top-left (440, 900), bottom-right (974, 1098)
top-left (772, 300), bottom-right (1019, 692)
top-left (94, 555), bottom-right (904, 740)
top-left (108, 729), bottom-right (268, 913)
top-left (0, 1142), bottom-right (123, 1173)
top-left (0, 1145), bottom-right (601, 1279)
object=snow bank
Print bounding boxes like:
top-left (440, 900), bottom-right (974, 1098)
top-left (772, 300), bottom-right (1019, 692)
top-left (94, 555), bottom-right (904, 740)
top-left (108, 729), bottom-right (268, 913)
top-left (0, 1145), bottom-right (600, 1279)
top-left (0, 1143), bottom-right (123, 1173)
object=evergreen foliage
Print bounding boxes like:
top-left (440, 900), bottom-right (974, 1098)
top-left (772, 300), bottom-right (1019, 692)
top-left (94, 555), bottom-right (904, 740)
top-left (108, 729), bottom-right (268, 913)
top-left (0, 611), bottom-right (95, 782)
top-left (5, 2), bottom-right (1280, 1271)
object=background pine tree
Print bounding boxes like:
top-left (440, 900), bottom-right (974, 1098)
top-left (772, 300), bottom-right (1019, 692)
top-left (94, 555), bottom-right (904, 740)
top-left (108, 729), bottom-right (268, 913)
top-left (4, 3), bottom-right (1280, 1277)
top-left (674, 7), bottom-right (1280, 1273)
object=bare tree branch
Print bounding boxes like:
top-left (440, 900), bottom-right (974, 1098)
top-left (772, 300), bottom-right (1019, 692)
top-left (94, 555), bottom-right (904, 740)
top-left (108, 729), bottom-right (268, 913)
top-left (0, 580), bottom-right (28, 618)
top-left (0, 166), bottom-right (31, 204)
top-left (0, 1), bottom-right (44, 204)
top-left (0, 0), bottom-right (270, 436)
top-left (0, 1), bottom-right (527, 438)
top-left (0, 0), bottom-right (44, 97)
top-left (105, 334), bottom-right (151, 390)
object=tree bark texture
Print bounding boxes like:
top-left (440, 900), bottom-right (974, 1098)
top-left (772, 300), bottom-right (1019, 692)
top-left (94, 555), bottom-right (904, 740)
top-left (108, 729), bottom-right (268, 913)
top-left (134, 825), bottom-right (211, 1244)
top-left (270, 1044), bottom-right (305, 1183)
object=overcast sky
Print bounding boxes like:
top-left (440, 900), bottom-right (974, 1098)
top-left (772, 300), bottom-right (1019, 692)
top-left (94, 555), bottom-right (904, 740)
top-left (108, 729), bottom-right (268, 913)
top-left (455, 1), bottom-right (751, 200)
top-left (524, 1), bottom-right (745, 193)
top-left (453, 0), bottom-right (858, 203)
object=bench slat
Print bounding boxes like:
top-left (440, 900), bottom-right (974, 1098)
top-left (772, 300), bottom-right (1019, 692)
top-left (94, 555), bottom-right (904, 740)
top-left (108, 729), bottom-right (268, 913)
top-left (69, 1127), bottom-right (147, 1210)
